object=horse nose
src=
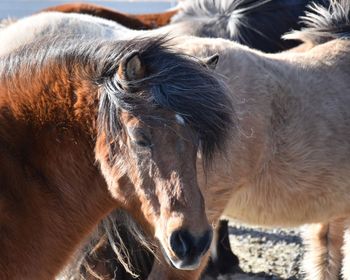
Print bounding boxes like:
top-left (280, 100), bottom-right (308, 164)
top-left (170, 229), bottom-right (213, 261)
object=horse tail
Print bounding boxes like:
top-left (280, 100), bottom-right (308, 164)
top-left (283, 0), bottom-right (350, 45)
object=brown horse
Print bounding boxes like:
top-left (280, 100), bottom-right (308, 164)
top-left (0, 23), bottom-right (234, 279)
top-left (42, 2), bottom-right (178, 29)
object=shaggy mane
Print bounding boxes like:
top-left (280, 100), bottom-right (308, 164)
top-left (283, 0), bottom-right (350, 44)
top-left (98, 37), bottom-right (234, 163)
top-left (172, 0), bottom-right (272, 41)
top-left (172, 0), bottom-right (313, 52)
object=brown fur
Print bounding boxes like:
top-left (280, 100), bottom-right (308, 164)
top-left (42, 3), bottom-right (178, 29)
top-left (0, 55), bottom-right (117, 279)
top-left (0, 34), bottom-right (233, 279)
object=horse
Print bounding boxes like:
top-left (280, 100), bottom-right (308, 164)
top-left (0, 19), bottom-right (234, 279)
top-left (41, 2), bottom-right (178, 30)
top-left (281, 2), bottom-right (350, 279)
top-left (87, 1), bottom-right (350, 279)
top-left (180, 2), bottom-right (350, 280)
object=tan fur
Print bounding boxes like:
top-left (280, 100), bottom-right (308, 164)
top-left (302, 219), bottom-right (345, 280)
top-left (163, 36), bottom-right (350, 280)
top-left (176, 37), bottom-right (350, 226)
top-left (284, 37), bottom-right (347, 280)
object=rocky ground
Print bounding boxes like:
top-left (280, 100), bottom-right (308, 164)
top-left (205, 221), bottom-right (305, 280)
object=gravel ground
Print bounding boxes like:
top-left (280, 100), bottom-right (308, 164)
top-left (205, 221), bottom-right (305, 280)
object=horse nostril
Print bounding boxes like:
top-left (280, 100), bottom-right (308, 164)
top-left (197, 229), bottom-right (213, 254)
top-left (170, 229), bottom-right (193, 259)
top-left (169, 229), bottom-right (213, 260)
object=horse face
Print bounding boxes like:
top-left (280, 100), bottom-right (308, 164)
top-left (96, 50), bottom-right (214, 270)
top-left (119, 110), bottom-right (212, 270)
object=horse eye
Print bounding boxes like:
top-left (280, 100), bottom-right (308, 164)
top-left (135, 139), bottom-right (152, 148)
top-left (128, 128), bottom-right (152, 149)
top-left (132, 134), bottom-right (153, 148)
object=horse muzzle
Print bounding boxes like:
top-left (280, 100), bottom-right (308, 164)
top-left (164, 228), bottom-right (213, 270)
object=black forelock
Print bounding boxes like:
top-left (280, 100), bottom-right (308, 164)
top-left (98, 36), bottom-right (235, 163)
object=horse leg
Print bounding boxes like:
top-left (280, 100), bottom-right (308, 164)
top-left (204, 219), bottom-right (240, 277)
top-left (302, 219), bottom-right (345, 280)
top-left (341, 219), bottom-right (350, 279)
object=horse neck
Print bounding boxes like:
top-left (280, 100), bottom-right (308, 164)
top-left (200, 39), bottom-right (350, 223)
top-left (0, 62), bottom-right (117, 279)
top-left (219, 40), bottom-right (349, 182)
top-left (222, 43), bottom-right (279, 173)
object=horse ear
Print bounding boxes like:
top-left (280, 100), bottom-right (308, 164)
top-left (118, 51), bottom-right (145, 81)
top-left (203, 54), bottom-right (219, 70)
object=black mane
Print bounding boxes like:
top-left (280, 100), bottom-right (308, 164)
top-left (98, 36), bottom-right (234, 162)
top-left (172, 0), bottom-right (318, 53)
top-left (284, 0), bottom-right (350, 45)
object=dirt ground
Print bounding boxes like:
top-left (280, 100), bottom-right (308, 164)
top-left (207, 221), bottom-right (304, 280)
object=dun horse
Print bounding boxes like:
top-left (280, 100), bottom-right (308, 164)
top-left (176, 2), bottom-right (350, 280)
top-left (283, 1), bottom-right (350, 279)
top-left (0, 25), bottom-right (233, 279)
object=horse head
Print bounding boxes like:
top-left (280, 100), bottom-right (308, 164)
top-left (95, 38), bottom-right (233, 270)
